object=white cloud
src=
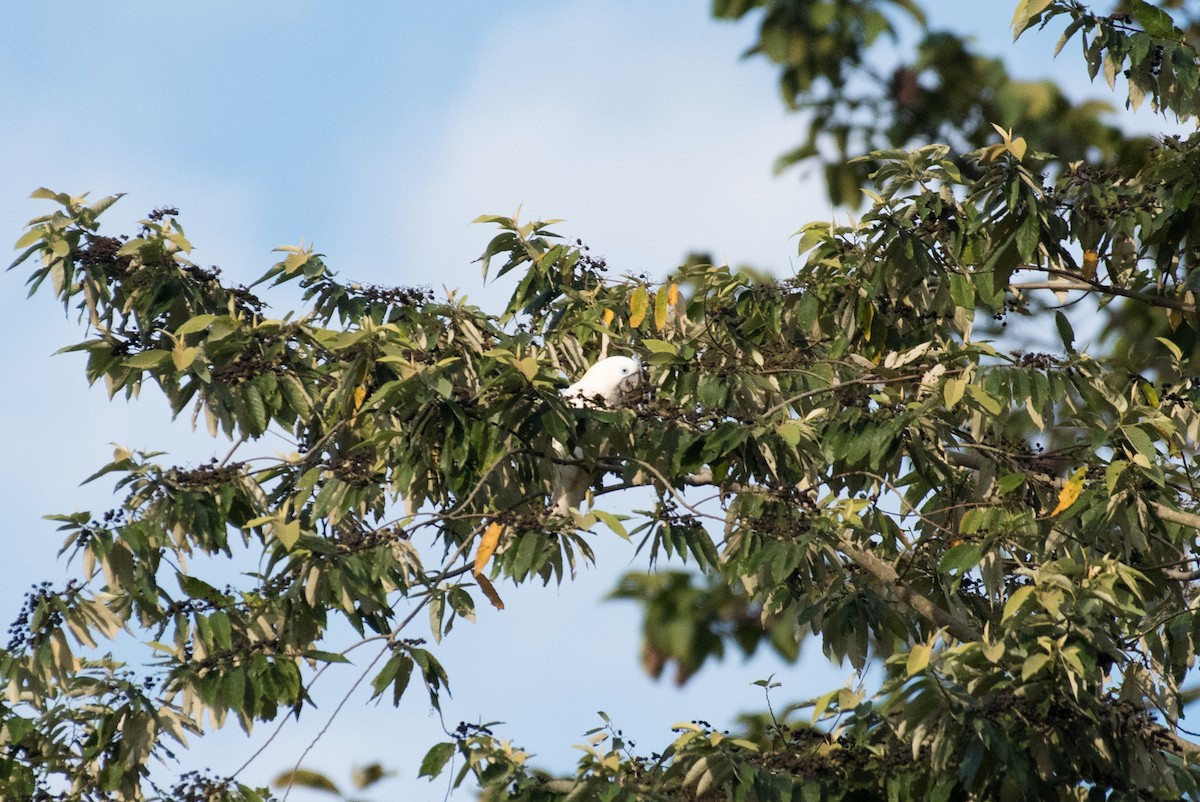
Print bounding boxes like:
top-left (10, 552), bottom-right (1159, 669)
top-left (393, 2), bottom-right (834, 307)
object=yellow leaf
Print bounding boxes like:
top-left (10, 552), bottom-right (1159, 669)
top-left (1049, 468), bottom-right (1086, 517)
top-left (602, 308), bottom-right (614, 326)
top-left (515, 356), bottom-right (539, 382)
top-left (172, 346), bottom-right (199, 371)
top-left (905, 643), bottom-right (932, 677)
top-left (943, 377), bottom-right (966, 409)
top-left (629, 286), bottom-right (649, 328)
top-left (275, 517), bottom-right (301, 551)
top-left (476, 572), bottom-right (505, 610)
top-left (654, 288), bottom-right (669, 331)
top-left (1081, 249), bottom-right (1099, 280)
top-left (353, 382), bottom-right (367, 413)
top-left (474, 522), bottom-right (504, 576)
top-left (667, 282), bottom-right (679, 307)
top-left (980, 143), bottom-right (1005, 163)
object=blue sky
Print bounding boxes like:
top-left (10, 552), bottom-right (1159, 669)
top-left (0, 3), bottom-right (1176, 800)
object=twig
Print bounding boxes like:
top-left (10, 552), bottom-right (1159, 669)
top-left (283, 641), bottom-right (394, 800)
top-left (218, 434), bottom-right (248, 468)
top-left (763, 371), bottom-right (931, 419)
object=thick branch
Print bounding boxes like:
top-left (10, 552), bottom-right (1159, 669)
top-left (1150, 502), bottom-right (1200, 531)
top-left (683, 468), bottom-right (980, 642)
top-left (1014, 266), bottom-right (1198, 315)
top-left (1149, 502), bottom-right (1200, 580)
top-left (837, 536), bottom-right (981, 642)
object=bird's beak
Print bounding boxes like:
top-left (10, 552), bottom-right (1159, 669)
top-left (621, 365), bottom-right (645, 394)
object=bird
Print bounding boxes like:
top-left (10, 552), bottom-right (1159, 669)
top-left (551, 355), bottom-right (642, 515)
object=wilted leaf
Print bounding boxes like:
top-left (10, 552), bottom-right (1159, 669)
top-left (476, 572), bottom-right (505, 610)
top-left (1049, 468), bottom-right (1086, 517)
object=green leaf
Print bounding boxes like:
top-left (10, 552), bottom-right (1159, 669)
top-left (275, 517), bottom-right (301, 551)
top-left (1156, 336), bottom-right (1184, 361)
top-left (949, 273), bottom-right (974, 310)
top-left (177, 573), bottom-right (224, 602)
top-left (997, 472), bottom-right (1026, 495)
top-left (125, 350), bottom-right (170, 369)
top-left (965, 384), bottom-right (1002, 415)
top-left (1003, 586), bottom-right (1035, 621)
top-left (939, 543), bottom-right (984, 575)
top-left (209, 611), bottom-right (232, 650)
top-left (241, 383), bottom-right (268, 434)
top-left (1129, 0), bottom-right (1177, 38)
top-left (642, 339), bottom-right (678, 355)
top-left (175, 314), bottom-right (219, 337)
top-left (1105, 460), bottom-right (1128, 494)
top-left (352, 763), bottom-right (392, 790)
top-left (515, 356), bottom-right (539, 382)
top-left (1054, 311), bottom-right (1075, 351)
top-left (1022, 652), bottom-right (1051, 680)
top-left (592, 509), bottom-right (629, 540)
top-left (776, 420), bottom-right (806, 447)
top-left (1015, 213), bottom-right (1039, 261)
top-left (1011, 0), bottom-right (1054, 38)
top-left (370, 653), bottom-right (414, 706)
top-left (419, 741), bottom-right (456, 779)
top-left (1121, 425), bottom-right (1157, 465)
top-left (13, 227), bottom-right (43, 250)
top-left (271, 769), bottom-right (340, 794)
top-left (29, 187), bottom-right (62, 202)
top-left (943, 377), bottom-right (966, 409)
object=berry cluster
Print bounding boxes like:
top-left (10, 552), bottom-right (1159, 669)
top-left (146, 206), bottom-right (180, 222)
top-left (347, 282), bottom-right (435, 307)
top-left (167, 771), bottom-right (244, 802)
top-left (166, 459), bottom-right (246, 491)
top-left (454, 721), bottom-right (495, 740)
top-left (6, 580), bottom-right (81, 652)
top-left (77, 234), bottom-right (132, 271)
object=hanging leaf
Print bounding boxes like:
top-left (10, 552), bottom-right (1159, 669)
top-left (1081, 249), bottom-right (1099, 280)
top-left (474, 522), bottom-right (504, 576)
top-left (654, 289), bottom-right (669, 331)
top-left (1049, 468), bottom-right (1086, 517)
top-left (476, 572), bottom-right (505, 610)
top-left (629, 285), bottom-right (649, 328)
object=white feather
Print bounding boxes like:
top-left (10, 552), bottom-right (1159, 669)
top-left (552, 356), bottom-right (642, 515)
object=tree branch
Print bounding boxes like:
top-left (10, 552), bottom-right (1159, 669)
top-left (1150, 502), bottom-right (1200, 531)
top-left (683, 468), bottom-right (980, 642)
top-left (1148, 502), bottom-right (1200, 580)
top-left (1014, 265), bottom-right (1198, 315)
top-left (837, 535), bottom-right (981, 642)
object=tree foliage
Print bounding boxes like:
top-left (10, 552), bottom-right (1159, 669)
top-left (7, 1), bottom-right (1200, 801)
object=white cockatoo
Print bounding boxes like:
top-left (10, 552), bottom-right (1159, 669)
top-left (551, 355), bottom-right (642, 515)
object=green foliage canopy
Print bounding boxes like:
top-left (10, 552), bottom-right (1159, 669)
top-left (7, 2), bottom-right (1200, 801)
